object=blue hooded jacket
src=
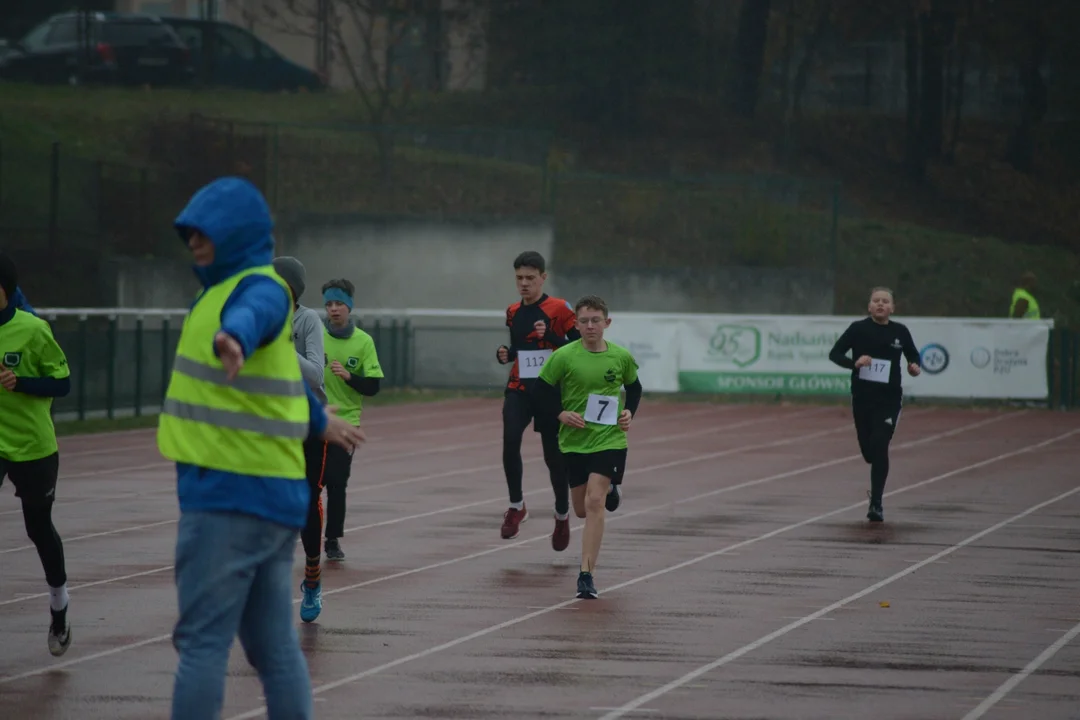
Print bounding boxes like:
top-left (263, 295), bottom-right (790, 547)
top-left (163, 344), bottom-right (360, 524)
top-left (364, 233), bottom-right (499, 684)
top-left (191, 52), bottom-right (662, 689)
top-left (12, 287), bottom-right (35, 315)
top-left (171, 177), bottom-right (327, 529)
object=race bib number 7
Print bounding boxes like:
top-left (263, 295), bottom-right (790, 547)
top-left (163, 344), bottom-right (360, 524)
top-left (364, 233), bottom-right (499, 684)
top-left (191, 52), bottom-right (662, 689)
top-left (858, 358), bottom-right (892, 383)
top-left (517, 350), bottom-right (551, 379)
top-left (584, 393), bottom-right (620, 425)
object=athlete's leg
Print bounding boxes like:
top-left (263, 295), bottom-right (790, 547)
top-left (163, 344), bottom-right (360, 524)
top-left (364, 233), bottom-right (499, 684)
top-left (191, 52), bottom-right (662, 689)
top-left (323, 443), bottom-right (353, 561)
top-left (536, 413), bottom-right (571, 551)
top-left (574, 449), bottom-right (625, 599)
top-left (866, 400), bottom-right (901, 518)
top-left (299, 437), bottom-right (327, 622)
top-left (9, 453), bottom-right (70, 656)
top-left (500, 390), bottom-right (532, 538)
top-left (851, 397), bottom-right (875, 464)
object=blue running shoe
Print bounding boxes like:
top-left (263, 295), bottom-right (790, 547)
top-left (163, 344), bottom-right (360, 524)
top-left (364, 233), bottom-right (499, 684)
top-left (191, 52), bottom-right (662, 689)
top-left (576, 571), bottom-right (598, 599)
top-left (300, 581), bottom-right (322, 623)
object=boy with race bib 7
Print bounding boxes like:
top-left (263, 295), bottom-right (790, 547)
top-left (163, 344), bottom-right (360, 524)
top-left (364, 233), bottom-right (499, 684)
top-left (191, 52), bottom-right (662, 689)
top-left (534, 295), bottom-right (643, 599)
top-left (829, 287), bottom-right (921, 522)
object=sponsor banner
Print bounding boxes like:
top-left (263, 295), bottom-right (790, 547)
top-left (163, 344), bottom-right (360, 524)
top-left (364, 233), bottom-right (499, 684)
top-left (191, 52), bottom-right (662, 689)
top-left (677, 315), bottom-right (1052, 400)
top-left (605, 314), bottom-right (680, 393)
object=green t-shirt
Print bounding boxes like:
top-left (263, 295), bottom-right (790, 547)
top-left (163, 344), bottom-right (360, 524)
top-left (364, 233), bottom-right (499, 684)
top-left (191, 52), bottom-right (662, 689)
top-left (0, 309), bottom-right (71, 462)
top-left (323, 325), bottom-right (384, 426)
top-left (537, 339), bottom-right (639, 455)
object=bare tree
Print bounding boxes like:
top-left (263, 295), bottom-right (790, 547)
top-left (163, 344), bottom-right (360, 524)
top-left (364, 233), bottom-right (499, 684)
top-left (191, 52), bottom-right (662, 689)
top-left (251, 0), bottom-right (487, 175)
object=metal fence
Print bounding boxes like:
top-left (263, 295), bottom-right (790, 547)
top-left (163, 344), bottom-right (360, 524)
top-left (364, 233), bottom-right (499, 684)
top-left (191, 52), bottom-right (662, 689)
top-left (35, 309), bottom-right (1080, 422)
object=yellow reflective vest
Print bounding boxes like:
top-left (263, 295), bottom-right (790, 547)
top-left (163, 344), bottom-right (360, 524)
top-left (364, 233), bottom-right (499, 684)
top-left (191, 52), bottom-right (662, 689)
top-left (157, 266), bottom-right (308, 479)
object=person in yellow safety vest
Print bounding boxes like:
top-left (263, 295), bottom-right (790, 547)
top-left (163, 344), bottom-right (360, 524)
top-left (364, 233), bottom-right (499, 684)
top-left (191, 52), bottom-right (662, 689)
top-left (157, 176), bottom-right (366, 720)
top-left (1010, 271), bottom-right (1041, 319)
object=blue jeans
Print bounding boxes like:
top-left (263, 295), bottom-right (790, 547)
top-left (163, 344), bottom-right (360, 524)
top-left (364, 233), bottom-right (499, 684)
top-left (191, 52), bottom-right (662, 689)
top-left (171, 511), bottom-right (312, 720)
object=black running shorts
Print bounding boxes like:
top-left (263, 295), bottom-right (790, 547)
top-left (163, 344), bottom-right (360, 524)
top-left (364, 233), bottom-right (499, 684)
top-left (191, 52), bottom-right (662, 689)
top-left (564, 448), bottom-right (627, 489)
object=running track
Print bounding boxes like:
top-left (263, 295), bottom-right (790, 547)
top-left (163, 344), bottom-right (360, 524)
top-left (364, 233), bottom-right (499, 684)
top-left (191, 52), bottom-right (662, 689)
top-left (2, 399), bottom-right (1079, 719)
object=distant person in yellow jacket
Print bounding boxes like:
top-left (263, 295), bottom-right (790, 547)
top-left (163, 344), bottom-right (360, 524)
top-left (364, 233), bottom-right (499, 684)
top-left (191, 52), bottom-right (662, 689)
top-left (1010, 272), bottom-right (1040, 319)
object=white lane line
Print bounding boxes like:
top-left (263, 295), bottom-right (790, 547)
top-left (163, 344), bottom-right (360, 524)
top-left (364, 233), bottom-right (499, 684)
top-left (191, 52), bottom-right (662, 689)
top-left (0, 407), bottom-right (982, 610)
top-left (218, 421), bottom-right (1064, 720)
top-left (958, 618), bottom-right (1080, 720)
top-left (596, 441), bottom-right (1080, 719)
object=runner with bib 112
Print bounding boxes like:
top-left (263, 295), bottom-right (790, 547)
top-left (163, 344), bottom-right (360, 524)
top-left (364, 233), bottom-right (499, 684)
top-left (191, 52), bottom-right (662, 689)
top-left (828, 286), bottom-right (921, 523)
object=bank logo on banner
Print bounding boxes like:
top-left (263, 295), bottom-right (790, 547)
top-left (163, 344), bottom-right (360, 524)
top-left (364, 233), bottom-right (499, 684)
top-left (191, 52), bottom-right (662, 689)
top-left (970, 346), bottom-right (992, 369)
top-left (919, 343), bottom-right (950, 374)
top-left (707, 325), bottom-right (761, 368)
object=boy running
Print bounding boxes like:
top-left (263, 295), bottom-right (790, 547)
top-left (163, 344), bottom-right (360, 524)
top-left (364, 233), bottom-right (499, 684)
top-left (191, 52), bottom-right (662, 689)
top-left (828, 286), bottom-right (921, 522)
top-left (272, 256), bottom-right (331, 623)
top-left (321, 278), bottom-right (383, 561)
top-left (534, 295), bottom-right (642, 599)
top-left (0, 251), bottom-right (73, 656)
top-left (496, 251), bottom-right (579, 549)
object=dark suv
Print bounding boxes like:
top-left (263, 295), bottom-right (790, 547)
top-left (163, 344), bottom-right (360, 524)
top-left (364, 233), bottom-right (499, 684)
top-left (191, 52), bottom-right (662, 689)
top-left (0, 12), bottom-right (193, 87)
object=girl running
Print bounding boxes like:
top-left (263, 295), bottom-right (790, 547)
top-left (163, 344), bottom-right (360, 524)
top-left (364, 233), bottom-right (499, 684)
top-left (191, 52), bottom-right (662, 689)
top-left (829, 287), bottom-right (921, 522)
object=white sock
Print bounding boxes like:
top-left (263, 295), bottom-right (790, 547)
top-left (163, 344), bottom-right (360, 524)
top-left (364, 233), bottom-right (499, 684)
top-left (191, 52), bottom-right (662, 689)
top-left (49, 584), bottom-right (69, 612)
top-left (555, 511), bottom-right (569, 521)
top-left (509, 501), bottom-right (524, 510)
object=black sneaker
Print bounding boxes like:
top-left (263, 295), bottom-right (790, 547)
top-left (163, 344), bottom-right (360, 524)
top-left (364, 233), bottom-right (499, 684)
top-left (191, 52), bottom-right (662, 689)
top-left (48, 606), bottom-right (71, 657)
top-left (866, 492), bottom-right (884, 522)
top-left (325, 538), bottom-right (345, 561)
top-left (605, 485), bottom-right (621, 513)
top-left (576, 571), bottom-right (598, 599)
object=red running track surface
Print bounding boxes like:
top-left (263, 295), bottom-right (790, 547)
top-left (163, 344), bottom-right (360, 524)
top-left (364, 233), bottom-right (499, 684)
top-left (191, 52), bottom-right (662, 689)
top-left (1, 398), bottom-right (1079, 719)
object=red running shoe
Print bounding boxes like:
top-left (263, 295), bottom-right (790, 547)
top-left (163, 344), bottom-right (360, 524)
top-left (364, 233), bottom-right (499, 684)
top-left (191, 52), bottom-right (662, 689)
top-left (551, 515), bottom-right (570, 552)
top-left (501, 505), bottom-right (528, 539)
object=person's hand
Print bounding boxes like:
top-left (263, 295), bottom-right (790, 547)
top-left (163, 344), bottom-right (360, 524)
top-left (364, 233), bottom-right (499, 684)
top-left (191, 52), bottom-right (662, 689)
top-left (0, 365), bottom-right (16, 391)
top-left (854, 355), bottom-right (872, 369)
top-left (533, 320), bottom-right (547, 339)
top-left (558, 410), bottom-right (586, 428)
top-left (908, 362), bottom-right (921, 377)
top-left (497, 346), bottom-right (509, 364)
top-left (330, 360), bottom-right (350, 380)
top-left (321, 405), bottom-right (366, 451)
top-left (617, 409), bottom-right (633, 431)
top-left (214, 332), bottom-right (244, 380)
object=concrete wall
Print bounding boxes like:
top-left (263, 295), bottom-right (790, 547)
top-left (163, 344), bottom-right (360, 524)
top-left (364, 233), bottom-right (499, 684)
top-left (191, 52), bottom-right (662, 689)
top-left (104, 215), bottom-right (835, 315)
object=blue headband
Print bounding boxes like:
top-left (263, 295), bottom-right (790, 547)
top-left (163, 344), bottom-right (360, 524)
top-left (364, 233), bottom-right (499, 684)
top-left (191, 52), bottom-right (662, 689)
top-left (323, 287), bottom-right (353, 310)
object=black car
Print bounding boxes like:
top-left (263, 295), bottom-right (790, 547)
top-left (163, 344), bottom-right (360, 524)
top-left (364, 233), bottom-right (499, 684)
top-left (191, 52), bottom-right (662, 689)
top-left (161, 17), bottom-right (325, 92)
top-left (0, 12), bottom-right (193, 87)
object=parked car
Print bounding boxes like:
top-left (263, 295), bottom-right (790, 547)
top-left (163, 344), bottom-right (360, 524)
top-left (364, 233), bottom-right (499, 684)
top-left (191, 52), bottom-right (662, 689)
top-left (159, 17), bottom-right (325, 92)
top-left (0, 12), bottom-right (193, 87)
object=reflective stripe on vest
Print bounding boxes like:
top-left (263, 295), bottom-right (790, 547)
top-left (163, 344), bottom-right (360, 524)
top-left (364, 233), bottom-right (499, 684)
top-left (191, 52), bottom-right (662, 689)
top-left (157, 266), bottom-right (308, 479)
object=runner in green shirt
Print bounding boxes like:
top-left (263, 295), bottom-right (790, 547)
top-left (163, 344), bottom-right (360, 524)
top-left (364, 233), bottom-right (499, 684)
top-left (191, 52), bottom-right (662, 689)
top-left (535, 295), bottom-right (643, 599)
top-left (321, 278), bottom-right (383, 561)
top-left (0, 251), bottom-right (73, 656)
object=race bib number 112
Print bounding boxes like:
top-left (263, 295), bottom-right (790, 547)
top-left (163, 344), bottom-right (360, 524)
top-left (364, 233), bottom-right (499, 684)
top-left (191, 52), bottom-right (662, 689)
top-left (584, 394), bottom-right (620, 425)
top-left (517, 350), bottom-right (552, 379)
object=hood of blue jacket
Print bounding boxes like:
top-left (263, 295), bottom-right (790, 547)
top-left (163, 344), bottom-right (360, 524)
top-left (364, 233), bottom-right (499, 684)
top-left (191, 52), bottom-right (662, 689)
top-left (174, 177), bottom-right (275, 288)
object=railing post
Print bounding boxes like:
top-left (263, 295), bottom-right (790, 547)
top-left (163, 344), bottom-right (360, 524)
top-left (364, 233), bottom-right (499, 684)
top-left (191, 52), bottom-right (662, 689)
top-left (134, 316), bottom-right (144, 417)
top-left (76, 314), bottom-right (88, 421)
top-left (107, 314), bottom-right (117, 419)
top-left (49, 142), bottom-right (60, 249)
top-left (161, 317), bottom-right (171, 403)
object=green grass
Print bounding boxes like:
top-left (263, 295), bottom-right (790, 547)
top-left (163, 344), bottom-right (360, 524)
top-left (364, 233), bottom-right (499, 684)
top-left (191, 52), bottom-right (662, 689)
top-left (4, 83), bottom-right (1080, 326)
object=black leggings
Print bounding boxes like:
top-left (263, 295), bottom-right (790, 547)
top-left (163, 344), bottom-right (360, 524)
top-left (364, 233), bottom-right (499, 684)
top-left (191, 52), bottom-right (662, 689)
top-left (502, 390), bottom-right (569, 515)
top-left (300, 437), bottom-right (327, 560)
top-left (1, 453), bottom-right (67, 588)
top-left (852, 395), bottom-right (901, 505)
top-left (323, 443), bottom-right (353, 540)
